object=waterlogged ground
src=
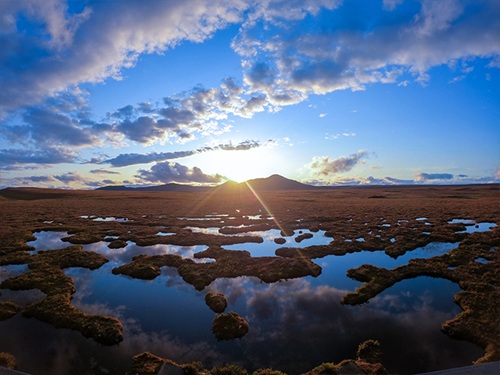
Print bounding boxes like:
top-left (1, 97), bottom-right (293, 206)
top-left (0, 185), bottom-right (499, 374)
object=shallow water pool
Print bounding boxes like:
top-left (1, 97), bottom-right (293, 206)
top-left (0, 229), bottom-right (485, 375)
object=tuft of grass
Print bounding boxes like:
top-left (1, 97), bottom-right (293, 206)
top-left (0, 352), bottom-right (16, 369)
top-left (211, 364), bottom-right (248, 375)
top-left (253, 369), bottom-right (287, 375)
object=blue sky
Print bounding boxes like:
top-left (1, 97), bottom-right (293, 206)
top-left (0, 0), bottom-right (499, 188)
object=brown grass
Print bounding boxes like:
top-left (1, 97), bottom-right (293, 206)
top-left (0, 184), bottom-right (499, 366)
top-left (212, 311), bottom-right (249, 341)
top-left (205, 291), bottom-right (228, 313)
top-left (0, 245), bottom-right (123, 345)
top-left (112, 246), bottom-right (322, 290)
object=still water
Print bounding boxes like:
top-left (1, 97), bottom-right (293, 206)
top-left (0, 226), bottom-right (485, 375)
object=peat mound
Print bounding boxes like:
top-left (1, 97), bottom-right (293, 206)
top-left (205, 292), bottom-right (227, 313)
top-left (212, 311), bottom-right (249, 341)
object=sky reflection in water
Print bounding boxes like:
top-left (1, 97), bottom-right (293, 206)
top-left (1, 227), bottom-right (486, 375)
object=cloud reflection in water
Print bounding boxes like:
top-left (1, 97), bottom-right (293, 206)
top-left (1, 230), bottom-right (484, 374)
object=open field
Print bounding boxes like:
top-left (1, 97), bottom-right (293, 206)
top-left (0, 184), bottom-right (499, 374)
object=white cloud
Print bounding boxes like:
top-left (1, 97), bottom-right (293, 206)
top-left (308, 150), bottom-right (368, 176)
top-left (235, 0), bottom-right (500, 100)
top-left (413, 0), bottom-right (464, 37)
top-left (414, 172), bottom-right (454, 182)
top-left (0, 0), bottom-right (249, 117)
top-left (325, 132), bottom-right (356, 140)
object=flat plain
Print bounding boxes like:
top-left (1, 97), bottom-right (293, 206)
top-left (0, 184), bottom-right (499, 374)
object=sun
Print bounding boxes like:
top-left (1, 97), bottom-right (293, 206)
top-left (194, 147), bottom-right (283, 183)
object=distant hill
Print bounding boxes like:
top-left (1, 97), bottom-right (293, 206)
top-left (96, 185), bottom-right (134, 191)
top-left (96, 175), bottom-right (316, 192)
top-left (245, 174), bottom-right (316, 191)
top-left (96, 183), bottom-right (211, 192)
top-left (212, 174), bottom-right (317, 196)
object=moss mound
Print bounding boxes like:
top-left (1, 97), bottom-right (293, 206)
top-left (205, 292), bottom-right (227, 313)
top-left (212, 312), bottom-right (249, 341)
top-left (0, 301), bottom-right (19, 320)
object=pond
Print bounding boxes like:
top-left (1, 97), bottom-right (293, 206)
top-left (0, 228), bottom-right (485, 375)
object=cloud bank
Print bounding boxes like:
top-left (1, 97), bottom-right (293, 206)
top-left (101, 140), bottom-right (265, 167)
top-left (136, 162), bottom-right (225, 184)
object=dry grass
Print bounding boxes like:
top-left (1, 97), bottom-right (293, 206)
top-left (211, 311), bottom-right (249, 341)
top-left (0, 184), bottom-right (499, 368)
top-left (205, 292), bottom-right (228, 313)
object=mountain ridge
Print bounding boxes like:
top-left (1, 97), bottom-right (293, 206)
top-left (96, 174), bottom-right (316, 192)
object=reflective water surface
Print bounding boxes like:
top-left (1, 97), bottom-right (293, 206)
top-left (0, 228), bottom-right (486, 375)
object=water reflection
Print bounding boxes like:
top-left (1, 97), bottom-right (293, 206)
top-left (208, 277), bottom-right (481, 374)
top-left (27, 231), bottom-right (70, 251)
top-left (0, 230), bottom-right (484, 374)
top-left (448, 218), bottom-right (497, 233)
top-left (82, 241), bottom-right (212, 264)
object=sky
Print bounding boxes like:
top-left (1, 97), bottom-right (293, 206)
top-left (0, 0), bottom-right (499, 189)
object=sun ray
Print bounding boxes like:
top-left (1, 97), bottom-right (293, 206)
top-left (244, 181), bottom-right (321, 275)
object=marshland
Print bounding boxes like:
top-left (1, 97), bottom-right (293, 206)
top-left (0, 183), bottom-right (498, 374)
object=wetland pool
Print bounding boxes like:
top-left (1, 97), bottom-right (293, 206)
top-left (0, 228), bottom-right (485, 375)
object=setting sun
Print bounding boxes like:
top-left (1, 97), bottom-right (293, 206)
top-left (192, 147), bottom-right (284, 183)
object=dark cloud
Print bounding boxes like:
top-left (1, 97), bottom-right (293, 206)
top-left (4, 172), bottom-right (124, 189)
top-left (103, 151), bottom-right (196, 167)
top-left (217, 140), bottom-right (261, 151)
top-left (244, 62), bottom-right (277, 90)
top-left (116, 116), bottom-right (166, 144)
top-left (110, 85), bottom-right (237, 144)
top-left (53, 172), bottom-right (85, 184)
top-left (0, 148), bottom-right (76, 166)
top-left (17, 176), bottom-right (56, 184)
top-left (309, 151), bottom-right (368, 176)
top-left (415, 173), bottom-right (454, 182)
top-left (111, 105), bottom-right (135, 119)
top-left (3, 107), bottom-right (98, 148)
top-left (89, 169), bottom-right (120, 175)
top-left (101, 140), bottom-right (265, 167)
top-left (136, 162), bottom-right (225, 184)
top-left (158, 107), bottom-right (196, 129)
top-left (24, 108), bottom-right (95, 146)
top-left (238, 95), bottom-right (268, 118)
